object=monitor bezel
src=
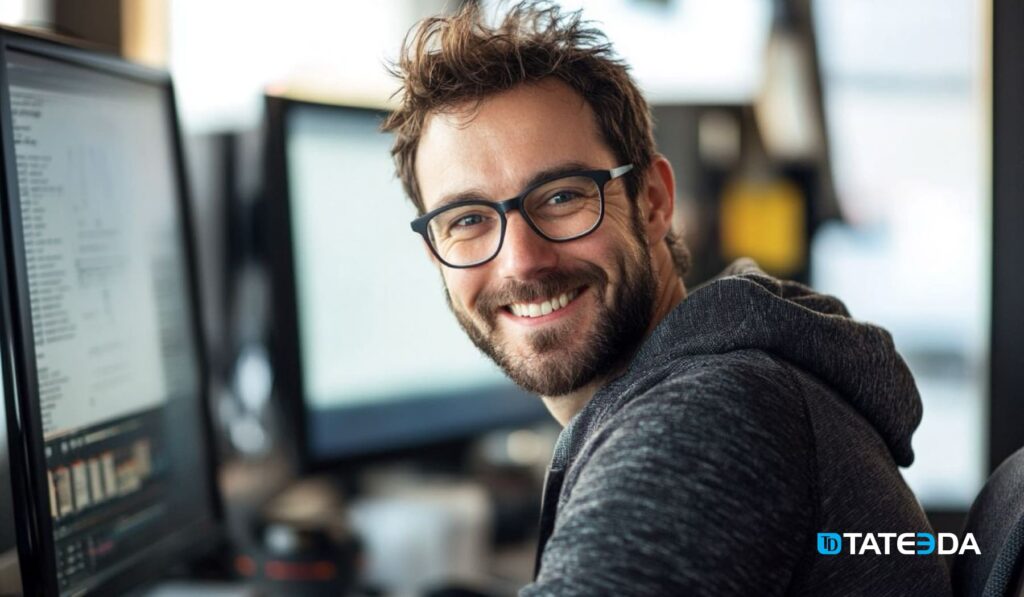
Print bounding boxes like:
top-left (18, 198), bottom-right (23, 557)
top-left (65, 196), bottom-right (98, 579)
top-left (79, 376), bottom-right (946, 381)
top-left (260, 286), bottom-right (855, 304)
top-left (263, 95), bottom-right (548, 475)
top-left (0, 26), bottom-right (222, 596)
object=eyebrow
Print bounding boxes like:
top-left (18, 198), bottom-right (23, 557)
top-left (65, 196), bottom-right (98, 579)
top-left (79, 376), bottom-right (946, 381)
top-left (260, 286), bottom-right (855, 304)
top-left (432, 161), bottom-right (595, 209)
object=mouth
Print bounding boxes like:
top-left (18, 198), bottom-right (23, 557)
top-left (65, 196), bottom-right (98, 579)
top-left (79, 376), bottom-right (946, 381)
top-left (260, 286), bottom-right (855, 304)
top-left (501, 286), bottom-right (585, 322)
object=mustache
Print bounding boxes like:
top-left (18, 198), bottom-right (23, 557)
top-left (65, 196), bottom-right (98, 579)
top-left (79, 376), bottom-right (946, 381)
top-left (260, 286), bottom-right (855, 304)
top-left (475, 264), bottom-right (608, 323)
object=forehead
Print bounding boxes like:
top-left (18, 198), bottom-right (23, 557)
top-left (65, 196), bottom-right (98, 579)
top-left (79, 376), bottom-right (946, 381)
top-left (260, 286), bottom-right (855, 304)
top-left (414, 79), bottom-right (616, 211)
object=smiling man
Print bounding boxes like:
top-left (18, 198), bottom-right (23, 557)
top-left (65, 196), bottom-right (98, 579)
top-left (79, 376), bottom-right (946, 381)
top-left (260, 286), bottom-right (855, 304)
top-left (383, 2), bottom-right (952, 595)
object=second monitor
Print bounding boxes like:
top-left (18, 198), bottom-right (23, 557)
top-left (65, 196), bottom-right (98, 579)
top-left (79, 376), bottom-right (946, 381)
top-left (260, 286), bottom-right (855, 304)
top-left (265, 97), bottom-right (548, 470)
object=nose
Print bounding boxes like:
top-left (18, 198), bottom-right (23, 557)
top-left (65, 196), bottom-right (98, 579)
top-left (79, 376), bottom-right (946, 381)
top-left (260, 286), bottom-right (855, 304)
top-left (494, 211), bottom-right (558, 280)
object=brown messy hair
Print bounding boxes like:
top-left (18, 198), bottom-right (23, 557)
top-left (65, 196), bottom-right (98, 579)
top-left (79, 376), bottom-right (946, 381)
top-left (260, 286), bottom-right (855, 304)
top-left (382, 1), bottom-right (690, 278)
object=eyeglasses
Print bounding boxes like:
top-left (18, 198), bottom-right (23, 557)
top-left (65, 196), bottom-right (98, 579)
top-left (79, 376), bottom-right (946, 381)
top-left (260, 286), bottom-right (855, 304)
top-left (410, 164), bottom-right (633, 268)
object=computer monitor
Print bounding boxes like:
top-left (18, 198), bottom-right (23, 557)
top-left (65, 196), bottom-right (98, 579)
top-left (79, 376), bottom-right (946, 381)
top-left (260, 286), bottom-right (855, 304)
top-left (0, 28), bottom-right (219, 595)
top-left (264, 97), bottom-right (548, 471)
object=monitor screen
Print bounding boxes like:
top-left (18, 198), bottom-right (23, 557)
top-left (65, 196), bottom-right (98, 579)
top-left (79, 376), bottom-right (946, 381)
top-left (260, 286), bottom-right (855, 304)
top-left (2, 43), bottom-right (216, 595)
top-left (269, 99), bottom-right (546, 466)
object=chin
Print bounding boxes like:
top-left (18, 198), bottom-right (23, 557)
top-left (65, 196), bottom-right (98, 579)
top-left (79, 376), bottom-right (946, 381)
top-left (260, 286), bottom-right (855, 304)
top-left (500, 341), bottom-right (600, 397)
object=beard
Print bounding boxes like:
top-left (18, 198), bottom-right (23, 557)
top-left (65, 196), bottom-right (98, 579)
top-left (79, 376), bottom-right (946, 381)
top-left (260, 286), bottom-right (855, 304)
top-left (445, 221), bottom-right (657, 397)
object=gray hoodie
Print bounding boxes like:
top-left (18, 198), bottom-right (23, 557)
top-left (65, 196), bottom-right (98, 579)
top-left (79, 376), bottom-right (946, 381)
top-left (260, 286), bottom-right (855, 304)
top-left (520, 259), bottom-right (952, 596)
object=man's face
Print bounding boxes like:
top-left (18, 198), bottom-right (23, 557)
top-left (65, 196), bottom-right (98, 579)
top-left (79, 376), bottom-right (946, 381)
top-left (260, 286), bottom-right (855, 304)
top-left (414, 79), bottom-right (656, 397)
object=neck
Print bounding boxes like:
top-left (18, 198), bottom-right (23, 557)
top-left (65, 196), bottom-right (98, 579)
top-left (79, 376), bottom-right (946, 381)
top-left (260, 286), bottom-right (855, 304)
top-left (542, 245), bottom-right (687, 427)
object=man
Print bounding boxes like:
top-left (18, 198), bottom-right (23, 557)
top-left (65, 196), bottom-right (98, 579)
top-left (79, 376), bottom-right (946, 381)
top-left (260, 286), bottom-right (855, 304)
top-left (383, 2), bottom-right (952, 595)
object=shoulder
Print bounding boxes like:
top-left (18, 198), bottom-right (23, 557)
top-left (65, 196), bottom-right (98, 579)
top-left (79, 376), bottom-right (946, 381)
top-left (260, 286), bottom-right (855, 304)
top-left (597, 349), bottom-right (812, 456)
top-left (557, 349), bottom-right (820, 536)
top-left (563, 347), bottom-right (818, 516)
top-left (534, 351), bottom-right (818, 594)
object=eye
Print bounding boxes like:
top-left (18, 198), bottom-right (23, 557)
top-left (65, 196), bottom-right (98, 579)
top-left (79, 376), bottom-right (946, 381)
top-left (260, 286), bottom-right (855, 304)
top-left (546, 190), bottom-right (580, 205)
top-left (452, 213), bottom-right (485, 228)
top-left (443, 210), bottom-right (496, 238)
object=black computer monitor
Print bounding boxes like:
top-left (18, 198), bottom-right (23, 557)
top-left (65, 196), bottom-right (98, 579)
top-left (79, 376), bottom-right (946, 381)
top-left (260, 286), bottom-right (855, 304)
top-left (0, 28), bottom-right (220, 595)
top-left (264, 97), bottom-right (548, 471)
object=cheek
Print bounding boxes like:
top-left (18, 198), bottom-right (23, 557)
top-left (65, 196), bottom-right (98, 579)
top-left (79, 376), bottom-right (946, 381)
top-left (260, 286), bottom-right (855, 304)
top-left (443, 270), bottom-right (485, 311)
top-left (567, 224), bottom-right (634, 270)
top-left (561, 236), bottom-right (605, 265)
top-left (602, 204), bottom-right (641, 240)
top-left (565, 228), bottom-right (640, 301)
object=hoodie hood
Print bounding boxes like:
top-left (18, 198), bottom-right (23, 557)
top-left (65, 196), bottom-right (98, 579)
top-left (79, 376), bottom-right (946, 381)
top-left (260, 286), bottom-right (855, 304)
top-left (625, 258), bottom-right (922, 467)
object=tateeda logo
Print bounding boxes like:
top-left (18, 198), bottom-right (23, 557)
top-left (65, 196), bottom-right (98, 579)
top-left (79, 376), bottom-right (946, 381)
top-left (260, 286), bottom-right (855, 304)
top-left (817, 532), bottom-right (981, 556)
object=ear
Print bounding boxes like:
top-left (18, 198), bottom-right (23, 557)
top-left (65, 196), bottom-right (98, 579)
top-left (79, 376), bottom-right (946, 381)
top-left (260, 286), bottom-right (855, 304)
top-left (639, 155), bottom-right (676, 246)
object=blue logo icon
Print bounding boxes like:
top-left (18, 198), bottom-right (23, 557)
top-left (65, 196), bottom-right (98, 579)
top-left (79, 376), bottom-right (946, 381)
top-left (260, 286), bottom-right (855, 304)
top-left (917, 532), bottom-right (936, 555)
top-left (818, 533), bottom-right (842, 555)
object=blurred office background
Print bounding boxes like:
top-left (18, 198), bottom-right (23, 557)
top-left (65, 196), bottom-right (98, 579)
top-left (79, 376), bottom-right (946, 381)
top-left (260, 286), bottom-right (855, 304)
top-left (0, 0), bottom-right (1006, 594)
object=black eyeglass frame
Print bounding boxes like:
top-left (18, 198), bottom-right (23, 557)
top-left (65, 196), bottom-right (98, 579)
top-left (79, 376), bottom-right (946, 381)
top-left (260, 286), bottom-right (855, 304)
top-left (410, 164), bottom-right (634, 268)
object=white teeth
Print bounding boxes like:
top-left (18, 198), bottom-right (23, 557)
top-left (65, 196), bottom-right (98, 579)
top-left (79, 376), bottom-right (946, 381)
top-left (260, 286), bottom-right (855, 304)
top-left (507, 289), bottom-right (580, 318)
